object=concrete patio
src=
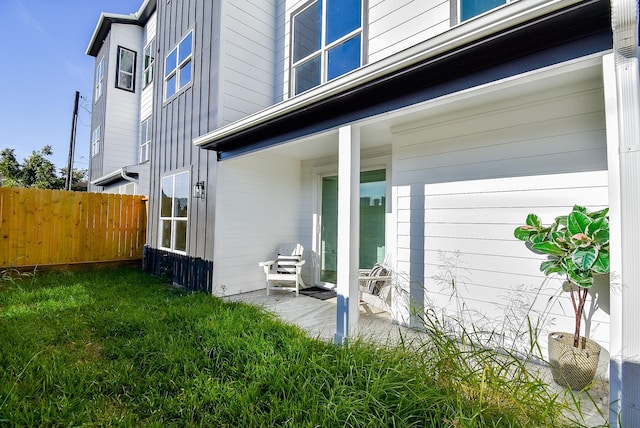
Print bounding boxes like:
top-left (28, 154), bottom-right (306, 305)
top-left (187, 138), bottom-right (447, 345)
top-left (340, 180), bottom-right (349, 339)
top-left (225, 288), bottom-right (610, 427)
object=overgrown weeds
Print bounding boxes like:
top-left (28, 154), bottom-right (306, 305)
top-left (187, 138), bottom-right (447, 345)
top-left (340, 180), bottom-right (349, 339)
top-left (0, 267), bottom-right (591, 426)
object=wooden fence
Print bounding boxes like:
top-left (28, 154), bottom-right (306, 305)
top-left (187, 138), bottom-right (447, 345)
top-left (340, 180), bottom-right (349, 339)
top-left (0, 187), bottom-right (147, 268)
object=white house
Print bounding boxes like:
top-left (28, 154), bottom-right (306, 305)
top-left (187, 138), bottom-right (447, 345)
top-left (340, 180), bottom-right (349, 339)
top-left (87, 0), bottom-right (640, 424)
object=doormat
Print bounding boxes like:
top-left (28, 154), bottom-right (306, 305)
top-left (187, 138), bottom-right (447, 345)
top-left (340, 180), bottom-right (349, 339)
top-left (299, 286), bottom-right (337, 301)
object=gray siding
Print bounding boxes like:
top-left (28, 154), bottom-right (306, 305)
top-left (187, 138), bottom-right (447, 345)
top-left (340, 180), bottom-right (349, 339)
top-left (147, 0), bottom-right (221, 260)
top-left (88, 37), bottom-right (110, 191)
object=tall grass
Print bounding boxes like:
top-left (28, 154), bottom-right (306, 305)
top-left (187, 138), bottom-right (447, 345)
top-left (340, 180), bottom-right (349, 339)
top-left (0, 267), bottom-right (589, 426)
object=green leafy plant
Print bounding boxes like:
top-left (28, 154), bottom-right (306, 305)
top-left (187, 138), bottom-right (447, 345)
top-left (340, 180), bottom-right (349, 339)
top-left (514, 205), bottom-right (610, 349)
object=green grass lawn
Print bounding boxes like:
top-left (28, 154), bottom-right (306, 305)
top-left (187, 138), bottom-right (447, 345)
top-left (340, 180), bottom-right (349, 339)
top-left (0, 267), bottom-right (585, 427)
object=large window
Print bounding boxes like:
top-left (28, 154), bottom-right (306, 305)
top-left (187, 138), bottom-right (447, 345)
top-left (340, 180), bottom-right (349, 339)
top-left (291, 0), bottom-right (363, 95)
top-left (320, 169), bottom-right (386, 284)
top-left (160, 172), bottom-right (189, 252)
top-left (460, 0), bottom-right (507, 21)
top-left (139, 117), bottom-right (151, 163)
top-left (116, 46), bottom-right (136, 91)
top-left (91, 127), bottom-right (100, 157)
top-left (165, 31), bottom-right (193, 100)
top-left (95, 58), bottom-right (104, 102)
top-left (143, 39), bottom-right (155, 87)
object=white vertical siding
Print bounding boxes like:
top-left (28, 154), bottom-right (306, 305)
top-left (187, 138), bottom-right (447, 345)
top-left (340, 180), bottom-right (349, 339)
top-left (392, 78), bottom-right (610, 356)
top-left (219, 0), bottom-right (277, 126)
top-left (213, 153), bottom-right (304, 295)
top-left (368, 0), bottom-right (450, 63)
top-left (103, 23), bottom-right (143, 173)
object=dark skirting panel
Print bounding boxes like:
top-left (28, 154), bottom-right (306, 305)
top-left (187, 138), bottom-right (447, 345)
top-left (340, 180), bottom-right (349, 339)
top-left (143, 245), bottom-right (213, 293)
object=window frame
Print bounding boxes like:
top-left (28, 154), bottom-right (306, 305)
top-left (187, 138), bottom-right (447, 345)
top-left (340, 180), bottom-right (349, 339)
top-left (91, 127), bottom-right (101, 157)
top-left (458, 0), bottom-right (509, 22)
top-left (159, 171), bottom-right (190, 254)
top-left (116, 46), bottom-right (136, 92)
top-left (143, 38), bottom-right (156, 88)
top-left (95, 58), bottom-right (104, 102)
top-left (290, 0), bottom-right (365, 96)
top-left (164, 31), bottom-right (193, 101)
top-left (139, 116), bottom-right (152, 163)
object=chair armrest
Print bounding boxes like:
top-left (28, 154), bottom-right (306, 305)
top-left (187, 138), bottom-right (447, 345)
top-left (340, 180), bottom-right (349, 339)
top-left (258, 260), bottom-right (276, 267)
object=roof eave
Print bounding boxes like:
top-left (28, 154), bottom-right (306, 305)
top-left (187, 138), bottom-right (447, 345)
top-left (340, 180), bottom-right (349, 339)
top-left (192, 0), bottom-right (589, 149)
top-left (86, 12), bottom-right (139, 57)
top-left (86, 0), bottom-right (157, 58)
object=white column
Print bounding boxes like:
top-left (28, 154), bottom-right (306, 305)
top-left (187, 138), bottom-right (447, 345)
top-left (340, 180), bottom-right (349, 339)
top-left (607, 0), bottom-right (640, 424)
top-left (334, 125), bottom-right (360, 345)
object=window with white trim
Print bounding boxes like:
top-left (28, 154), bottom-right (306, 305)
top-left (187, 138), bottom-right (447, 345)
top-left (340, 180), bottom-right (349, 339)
top-left (91, 127), bottom-right (100, 157)
top-left (164, 31), bottom-right (193, 100)
top-left (116, 46), bottom-right (136, 91)
top-left (119, 183), bottom-right (136, 195)
top-left (160, 172), bottom-right (189, 252)
top-left (143, 39), bottom-right (155, 87)
top-left (95, 58), bottom-right (104, 101)
top-left (459, 0), bottom-right (507, 21)
top-left (140, 117), bottom-right (151, 163)
top-left (291, 0), bottom-right (363, 95)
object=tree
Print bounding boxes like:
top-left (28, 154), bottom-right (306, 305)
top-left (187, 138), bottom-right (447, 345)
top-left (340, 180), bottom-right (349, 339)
top-left (0, 149), bottom-right (21, 187)
top-left (0, 146), bottom-right (87, 191)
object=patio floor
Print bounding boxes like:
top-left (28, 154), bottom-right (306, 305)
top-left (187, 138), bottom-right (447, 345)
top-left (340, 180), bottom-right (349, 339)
top-left (225, 288), bottom-right (609, 427)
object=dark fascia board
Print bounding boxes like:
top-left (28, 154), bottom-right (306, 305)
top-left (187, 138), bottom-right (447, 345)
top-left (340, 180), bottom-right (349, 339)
top-left (203, 0), bottom-right (612, 160)
top-left (86, 0), bottom-right (157, 57)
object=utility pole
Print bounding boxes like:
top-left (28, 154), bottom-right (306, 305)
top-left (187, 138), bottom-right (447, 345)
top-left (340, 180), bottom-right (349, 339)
top-left (65, 91), bottom-right (80, 191)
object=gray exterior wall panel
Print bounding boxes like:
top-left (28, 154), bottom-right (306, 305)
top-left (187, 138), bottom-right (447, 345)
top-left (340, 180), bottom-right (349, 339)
top-left (147, 0), bottom-right (221, 261)
top-left (89, 35), bottom-right (110, 191)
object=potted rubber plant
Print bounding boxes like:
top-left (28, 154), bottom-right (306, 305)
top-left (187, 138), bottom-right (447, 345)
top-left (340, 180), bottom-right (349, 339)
top-left (514, 205), bottom-right (609, 390)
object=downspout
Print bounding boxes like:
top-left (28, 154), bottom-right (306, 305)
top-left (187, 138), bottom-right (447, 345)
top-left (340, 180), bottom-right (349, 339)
top-left (609, 0), bottom-right (640, 426)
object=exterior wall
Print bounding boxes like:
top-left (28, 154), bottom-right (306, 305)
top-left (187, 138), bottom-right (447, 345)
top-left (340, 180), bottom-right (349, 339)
top-left (368, 0), bottom-right (450, 63)
top-left (219, 0), bottom-right (277, 126)
top-left (89, 37), bottom-right (110, 191)
top-left (147, 0), bottom-right (221, 259)
top-left (213, 153), bottom-right (304, 295)
top-left (102, 23), bottom-right (144, 174)
top-left (275, 0), bottom-right (457, 101)
top-left (140, 11), bottom-right (157, 122)
top-left (392, 76), bottom-right (609, 355)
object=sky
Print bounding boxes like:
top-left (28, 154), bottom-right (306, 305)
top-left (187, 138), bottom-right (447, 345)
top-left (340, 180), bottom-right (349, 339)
top-left (0, 0), bottom-right (142, 172)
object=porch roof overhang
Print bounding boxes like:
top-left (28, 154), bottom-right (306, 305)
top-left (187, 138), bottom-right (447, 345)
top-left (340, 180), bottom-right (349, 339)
top-left (193, 0), bottom-right (612, 160)
top-left (90, 167), bottom-right (139, 187)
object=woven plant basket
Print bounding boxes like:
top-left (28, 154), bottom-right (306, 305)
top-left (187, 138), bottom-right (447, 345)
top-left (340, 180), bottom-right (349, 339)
top-left (548, 332), bottom-right (601, 390)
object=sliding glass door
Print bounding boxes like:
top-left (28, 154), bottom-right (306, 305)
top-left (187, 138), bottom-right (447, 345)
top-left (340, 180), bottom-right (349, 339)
top-left (320, 169), bottom-right (386, 284)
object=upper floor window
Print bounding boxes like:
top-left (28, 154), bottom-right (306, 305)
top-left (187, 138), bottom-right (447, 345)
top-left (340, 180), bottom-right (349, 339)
top-left (91, 127), bottom-right (100, 157)
top-left (460, 0), bottom-right (507, 21)
top-left (95, 58), bottom-right (104, 102)
top-left (143, 39), bottom-right (156, 88)
top-left (165, 31), bottom-right (193, 100)
top-left (291, 0), bottom-right (363, 95)
top-left (140, 116), bottom-right (151, 163)
top-left (116, 46), bottom-right (136, 92)
top-left (160, 171), bottom-right (189, 253)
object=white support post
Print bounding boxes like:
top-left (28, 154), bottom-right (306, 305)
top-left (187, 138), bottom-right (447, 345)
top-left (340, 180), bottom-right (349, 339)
top-left (334, 125), bottom-right (360, 345)
top-left (608, 0), bottom-right (640, 425)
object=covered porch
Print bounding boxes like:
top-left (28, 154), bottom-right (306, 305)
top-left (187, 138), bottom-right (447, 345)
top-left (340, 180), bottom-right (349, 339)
top-left (207, 54), bottom-right (612, 350)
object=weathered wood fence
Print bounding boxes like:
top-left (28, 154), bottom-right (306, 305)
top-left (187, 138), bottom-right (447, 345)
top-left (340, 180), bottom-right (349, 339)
top-left (0, 188), bottom-right (147, 268)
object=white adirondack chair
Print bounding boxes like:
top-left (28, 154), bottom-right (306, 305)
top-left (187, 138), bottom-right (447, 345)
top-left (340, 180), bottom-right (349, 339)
top-left (258, 243), bottom-right (306, 296)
